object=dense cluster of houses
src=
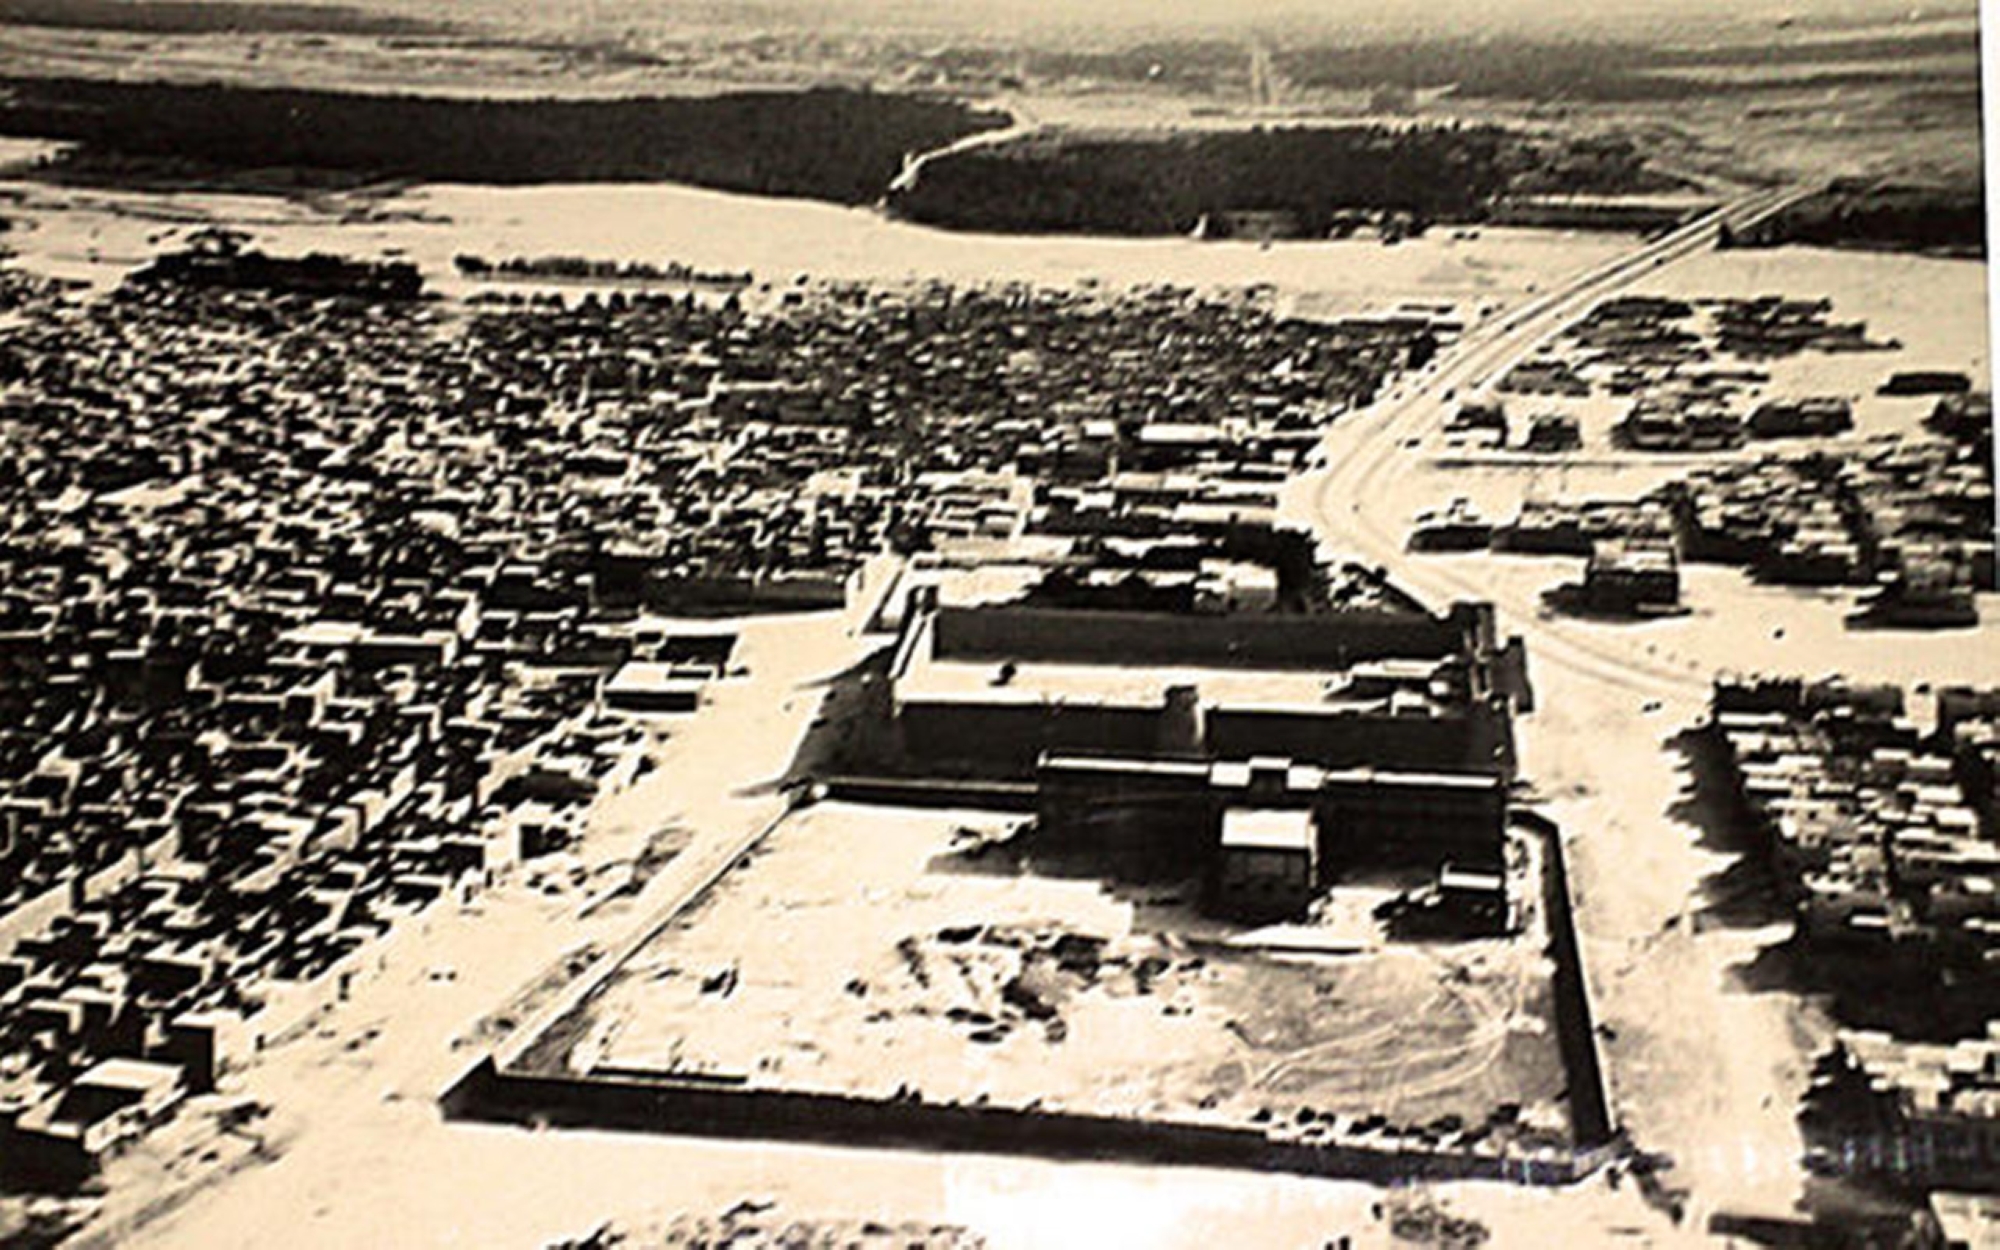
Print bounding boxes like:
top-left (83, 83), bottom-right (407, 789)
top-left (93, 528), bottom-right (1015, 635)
top-left (1672, 419), bottom-right (1994, 623)
top-left (1413, 283), bottom-right (1990, 624)
top-left (1808, 1023), bottom-right (2000, 1196)
top-left (1495, 293), bottom-right (1891, 451)
top-left (1709, 678), bottom-right (2000, 973)
top-left (1712, 679), bottom-right (2000, 1198)
top-left (0, 250), bottom-right (1450, 1186)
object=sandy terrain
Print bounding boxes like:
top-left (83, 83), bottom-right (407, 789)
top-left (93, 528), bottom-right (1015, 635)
top-left (1631, 249), bottom-right (1992, 413)
top-left (0, 176), bottom-right (1636, 319)
top-left (551, 803), bottom-right (1566, 1139)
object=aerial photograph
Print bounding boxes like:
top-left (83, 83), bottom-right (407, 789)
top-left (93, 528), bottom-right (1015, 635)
top-left (0, 0), bottom-right (1990, 1245)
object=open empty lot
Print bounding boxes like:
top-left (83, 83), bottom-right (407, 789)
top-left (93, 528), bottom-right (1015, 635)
top-left (519, 802), bottom-right (1569, 1144)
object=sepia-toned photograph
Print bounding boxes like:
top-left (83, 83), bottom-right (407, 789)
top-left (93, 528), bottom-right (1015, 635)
top-left (0, 0), bottom-right (1991, 1245)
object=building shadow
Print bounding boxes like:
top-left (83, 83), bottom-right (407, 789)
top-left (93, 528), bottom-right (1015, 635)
top-left (779, 642), bottom-right (896, 788)
top-left (1727, 934), bottom-right (1990, 1043)
top-left (1663, 727), bottom-right (1790, 930)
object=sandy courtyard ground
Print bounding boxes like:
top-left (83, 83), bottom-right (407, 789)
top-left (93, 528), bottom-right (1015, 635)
top-left (541, 802), bottom-right (1569, 1144)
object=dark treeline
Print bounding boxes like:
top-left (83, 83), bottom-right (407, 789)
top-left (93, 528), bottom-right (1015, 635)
top-left (1725, 183), bottom-right (1989, 257)
top-left (131, 242), bottom-right (425, 301)
top-left (0, 0), bottom-right (442, 35)
top-left (454, 253), bottom-right (752, 287)
top-left (0, 77), bottom-right (1009, 205)
top-left (889, 126), bottom-right (1552, 235)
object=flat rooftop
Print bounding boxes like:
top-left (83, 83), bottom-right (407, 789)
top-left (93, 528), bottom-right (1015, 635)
top-left (898, 655), bottom-right (1336, 710)
top-left (896, 612), bottom-right (1456, 714)
top-left (1221, 808), bottom-right (1316, 852)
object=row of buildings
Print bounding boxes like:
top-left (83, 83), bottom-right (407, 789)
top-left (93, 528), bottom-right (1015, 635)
top-left (1807, 1023), bottom-right (2000, 1197)
top-left (1707, 678), bottom-right (2000, 1002)
top-left (1492, 293), bottom-right (1893, 453)
top-left (1410, 405), bottom-right (1993, 623)
top-left (1532, 292), bottom-right (1885, 391)
top-left (1670, 416), bottom-right (1994, 622)
top-left (1714, 680), bottom-right (2000, 1201)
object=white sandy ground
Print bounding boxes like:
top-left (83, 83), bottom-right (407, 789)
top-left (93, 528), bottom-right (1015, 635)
top-left (0, 176), bottom-right (1633, 318)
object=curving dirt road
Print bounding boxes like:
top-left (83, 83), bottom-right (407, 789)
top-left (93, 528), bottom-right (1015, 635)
top-left (1300, 186), bottom-right (1812, 700)
top-left (1293, 187), bottom-right (1847, 1228)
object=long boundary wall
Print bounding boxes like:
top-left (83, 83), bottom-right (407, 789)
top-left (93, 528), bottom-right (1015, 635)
top-left (820, 776), bottom-right (1038, 811)
top-left (479, 799), bottom-right (798, 1077)
top-left (1518, 809), bottom-right (1617, 1149)
top-left (443, 1057), bottom-right (1590, 1188)
top-left (441, 800), bottom-right (1619, 1185)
